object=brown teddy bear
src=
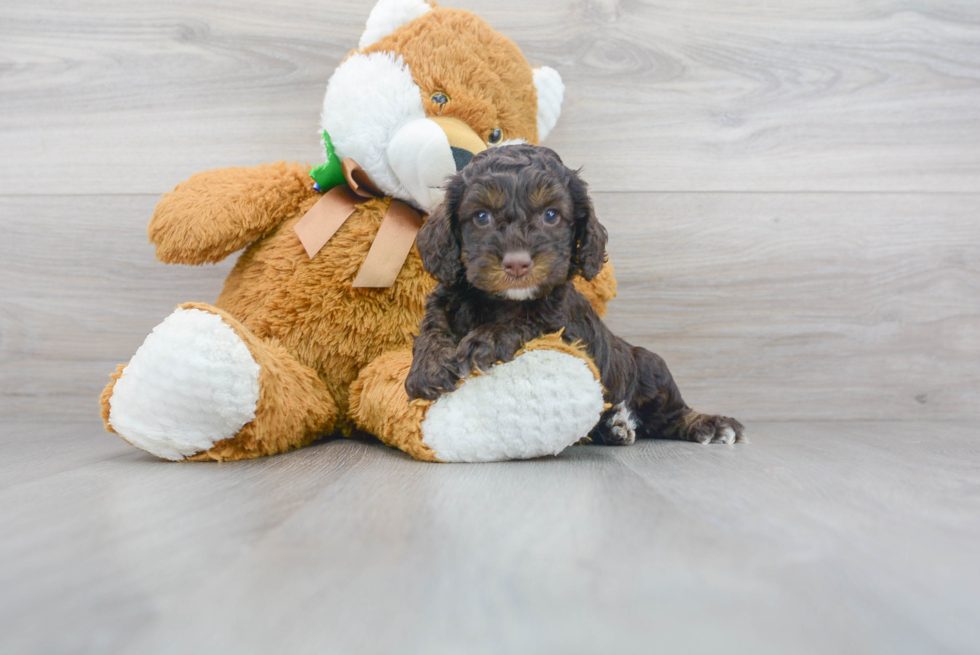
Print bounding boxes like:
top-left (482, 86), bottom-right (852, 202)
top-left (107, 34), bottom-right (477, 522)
top-left (100, 0), bottom-right (618, 462)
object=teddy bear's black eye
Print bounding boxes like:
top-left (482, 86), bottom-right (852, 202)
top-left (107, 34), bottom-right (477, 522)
top-left (473, 211), bottom-right (492, 227)
top-left (488, 128), bottom-right (503, 145)
top-left (431, 92), bottom-right (449, 106)
top-left (543, 209), bottom-right (560, 226)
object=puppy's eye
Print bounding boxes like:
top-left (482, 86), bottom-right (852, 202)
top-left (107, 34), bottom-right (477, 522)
top-left (543, 209), bottom-right (561, 226)
top-left (473, 211), bottom-right (492, 227)
top-left (431, 92), bottom-right (449, 106)
top-left (488, 128), bottom-right (503, 145)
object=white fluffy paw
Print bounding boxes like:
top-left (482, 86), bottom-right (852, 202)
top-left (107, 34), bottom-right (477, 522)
top-left (420, 349), bottom-right (605, 462)
top-left (107, 308), bottom-right (261, 460)
top-left (604, 403), bottom-right (637, 446)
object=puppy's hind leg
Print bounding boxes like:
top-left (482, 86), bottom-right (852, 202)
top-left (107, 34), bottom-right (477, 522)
top-left (630, 346), bottom-right (746, 445)
top-left (677, 410), bottom-right (746, 445)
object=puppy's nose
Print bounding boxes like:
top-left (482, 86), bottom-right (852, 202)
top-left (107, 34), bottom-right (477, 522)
top-left (502, 251), bottom-right (533, 278)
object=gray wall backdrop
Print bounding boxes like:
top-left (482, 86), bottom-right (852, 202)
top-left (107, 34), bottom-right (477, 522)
top-left (1, 0), bottom-right (978, 423)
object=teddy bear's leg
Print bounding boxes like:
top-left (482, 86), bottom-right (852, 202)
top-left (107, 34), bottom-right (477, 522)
top-left (350, 334), bottom-right (606, 462)
top-left (100, 302), bottom-right (337, 461)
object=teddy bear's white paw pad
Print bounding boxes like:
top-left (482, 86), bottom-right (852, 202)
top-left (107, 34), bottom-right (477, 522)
top-left (421, 350), bottom-right (605, 462)
top-left (107, 308), bottom-right (261, 460)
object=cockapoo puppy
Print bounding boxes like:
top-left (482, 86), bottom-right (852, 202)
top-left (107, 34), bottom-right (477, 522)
top-left (406, 145), bottom-right (744, 446)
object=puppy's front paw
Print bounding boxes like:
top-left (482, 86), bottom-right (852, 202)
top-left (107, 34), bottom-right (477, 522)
top-left (606, 403), bottom-right (637, 445)
top-left (680, 411), bottom-right (746, 444)
top-left (590, 402), bottom-right (637, 446)
top-left (455, 331), bottom-right (519, 378)
top-left (405, 358), bottom-right (461, 401)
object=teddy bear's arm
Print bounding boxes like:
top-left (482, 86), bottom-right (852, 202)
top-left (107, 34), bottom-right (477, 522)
top-left (573, 260), bottom-right (617, 318)
top-left (149, 161), bottom-right (317, 265)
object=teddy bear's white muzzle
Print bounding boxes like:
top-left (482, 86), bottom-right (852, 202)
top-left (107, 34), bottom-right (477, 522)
top-left (386, 118), bottom-right (459, 212)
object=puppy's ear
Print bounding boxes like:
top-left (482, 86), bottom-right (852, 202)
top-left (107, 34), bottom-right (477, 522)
top-left (567, 169), bottom-right (608, 281)
top-left (416, 174), bottom-right (464, 284)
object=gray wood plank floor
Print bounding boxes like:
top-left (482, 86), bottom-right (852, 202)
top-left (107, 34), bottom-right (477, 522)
top-left (1, 419), bottom-right (978, 654)
top-left (2, 0), bottom-right (979, 652)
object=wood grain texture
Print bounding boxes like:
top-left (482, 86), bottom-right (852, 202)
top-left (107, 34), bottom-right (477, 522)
top-left (1, 0), bottom-right (979, 195)
top-left (2, 192), bottom-right (976, 421)
top-left (0, 195), bottom-right (234, 420)
top-left (0, 418), bottom-right (978, 654)
top-left (2, 0), bottom-right (978, 419)
top-left (1, 2), bottom-right (978, 652)
top-left (597, 191), bottom-right (980, 420)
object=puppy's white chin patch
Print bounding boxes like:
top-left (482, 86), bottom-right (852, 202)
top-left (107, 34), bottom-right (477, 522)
top-left (501, 287), bottom-right (538, 301)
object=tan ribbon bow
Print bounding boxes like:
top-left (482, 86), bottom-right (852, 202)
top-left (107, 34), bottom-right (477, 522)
top-left (293, 159), bottom-right (423, 288)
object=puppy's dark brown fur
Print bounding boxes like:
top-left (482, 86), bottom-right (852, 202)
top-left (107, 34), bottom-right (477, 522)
top-left (406, 145), bottom-right (744, 445)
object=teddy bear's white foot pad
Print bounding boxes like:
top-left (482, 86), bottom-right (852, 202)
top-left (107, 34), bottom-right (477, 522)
top-left (107, 308), bottom-right (261, 461)
top-left (420, 350), bottom-right (605, 462)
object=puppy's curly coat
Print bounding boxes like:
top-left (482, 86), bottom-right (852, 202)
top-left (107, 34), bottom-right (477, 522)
top-left (406, 145), bottom-right (744, 445)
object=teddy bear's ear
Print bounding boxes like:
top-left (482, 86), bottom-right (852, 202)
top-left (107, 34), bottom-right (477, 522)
top-left (359, 0), bottom-right (435, 50)
top-left (533, 66), bottom-right (565, 142)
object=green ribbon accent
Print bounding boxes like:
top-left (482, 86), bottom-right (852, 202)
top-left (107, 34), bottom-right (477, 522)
top-left (309, 129), bottom-right (345, 192)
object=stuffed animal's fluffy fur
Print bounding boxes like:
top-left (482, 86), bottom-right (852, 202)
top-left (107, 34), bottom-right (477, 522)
top-left (100, 0), bottom-right (617, 462)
